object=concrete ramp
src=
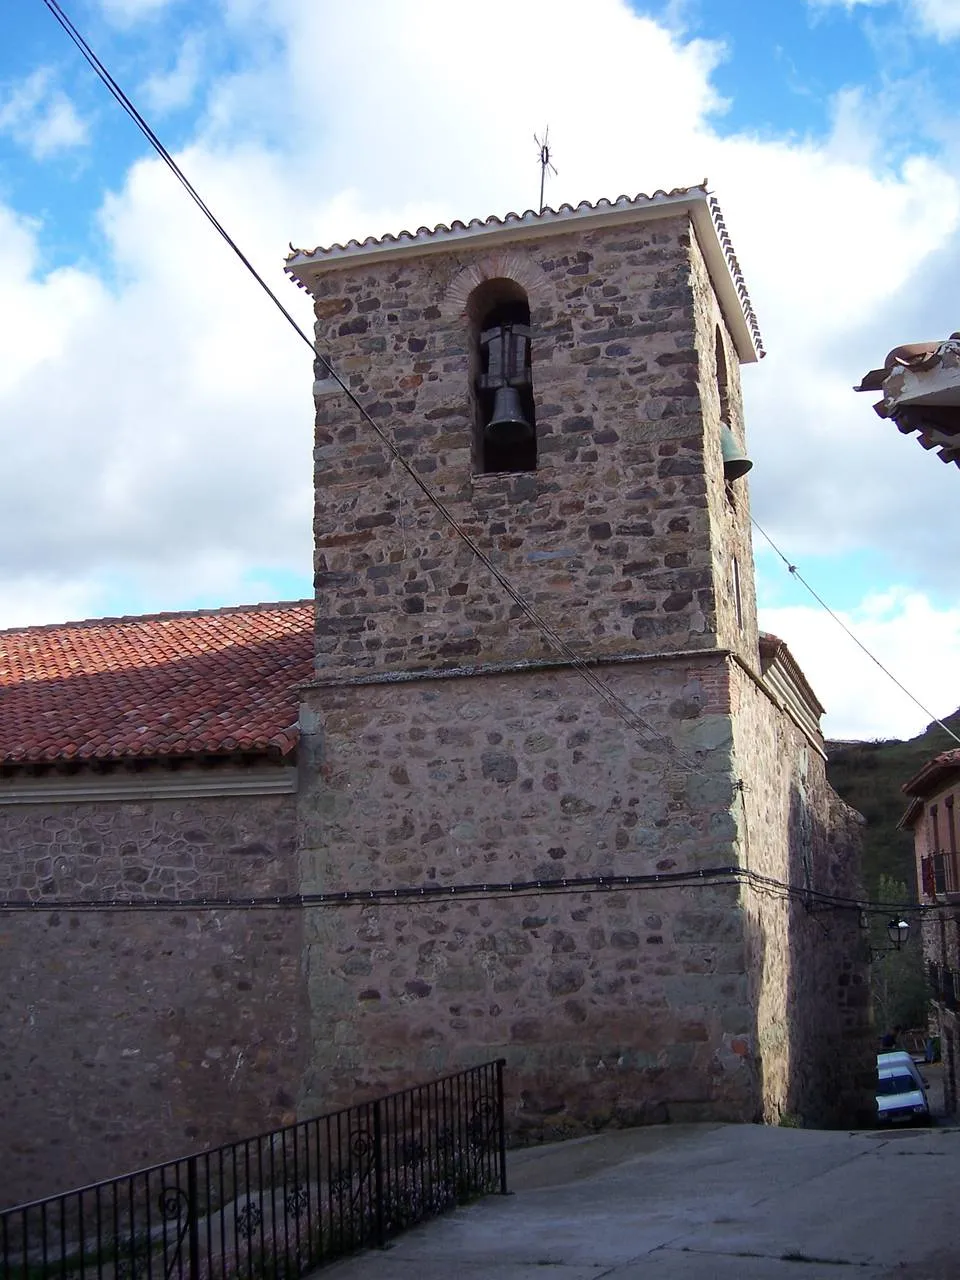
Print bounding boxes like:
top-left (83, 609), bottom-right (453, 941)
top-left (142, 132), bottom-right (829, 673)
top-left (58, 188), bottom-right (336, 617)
top-left (318, 1122), bottom-right (960, 1278)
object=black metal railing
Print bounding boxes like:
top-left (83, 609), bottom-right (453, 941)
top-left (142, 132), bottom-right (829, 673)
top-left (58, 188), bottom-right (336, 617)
top-left (933, 853), bottom-right (948, 896)
top-left (945, 969), bottom-right (959, 1012)
top-left (920, 853), bottom-right (958, 897)
top-left (1, 1059), bottom-right (507, 1280)
top-left (929, 962), bottom-right (960, 1011)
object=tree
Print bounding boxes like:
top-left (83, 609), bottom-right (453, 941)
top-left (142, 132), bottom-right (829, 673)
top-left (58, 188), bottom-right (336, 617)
top-left (871, 875), bottom-right (927, 1037)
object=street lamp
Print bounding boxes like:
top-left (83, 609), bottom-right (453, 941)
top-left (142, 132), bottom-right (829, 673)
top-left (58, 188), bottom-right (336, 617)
top-left (870, 917), bottom-right (911, 960)
top-left (886, 919), bottom-right (910, 950)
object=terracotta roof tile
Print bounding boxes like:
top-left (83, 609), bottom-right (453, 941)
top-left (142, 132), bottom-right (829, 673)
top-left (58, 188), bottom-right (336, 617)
top-left (856, 335), bottom-right (960, 469)
top-left (902, 748), bottom-right (960, 799)
top-left (0, 600), bottom-right (314, 767)
top-left (758, 631), bottom-right (825, 717)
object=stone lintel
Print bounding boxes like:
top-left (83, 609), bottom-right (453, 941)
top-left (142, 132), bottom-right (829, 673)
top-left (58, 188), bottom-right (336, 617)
top-left (301, 645), bottom-right (732, 692)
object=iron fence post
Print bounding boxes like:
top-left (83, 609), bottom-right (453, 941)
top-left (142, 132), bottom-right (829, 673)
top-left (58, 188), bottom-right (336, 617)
top-left (186, 1157), bottom-right (200, 1280)
top-left (372, 1100), bottom-right (385, 1248)
top-left (495, 1059), bottom-right (508, 1195)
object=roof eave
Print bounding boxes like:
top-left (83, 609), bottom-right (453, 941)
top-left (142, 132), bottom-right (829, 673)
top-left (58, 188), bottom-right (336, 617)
top-left (286, 189), bottom-right (762, 364)
top-left (898, 796), bottom-right (923, 831)
top-left (902, 756), bottom-right (960, 800)
top-left (0, 740), bottom-right (299, 774)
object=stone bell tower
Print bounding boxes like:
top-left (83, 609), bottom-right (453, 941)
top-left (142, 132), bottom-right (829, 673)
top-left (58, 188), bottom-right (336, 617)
top-left (284, 187), bottom-right (831, 1133)
top-left (287, 187), bottom-right (762, 682)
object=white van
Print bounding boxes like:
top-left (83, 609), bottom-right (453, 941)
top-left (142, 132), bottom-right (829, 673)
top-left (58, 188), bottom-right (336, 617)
top-left (876, 1065), bottom-right (930, 1125)
top-left (877, 1051), bottom-right (927, 1092)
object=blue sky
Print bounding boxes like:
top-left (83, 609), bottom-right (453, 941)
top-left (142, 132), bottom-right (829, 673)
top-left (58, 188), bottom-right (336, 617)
top-left (2, 0), bottom-right (960, 739)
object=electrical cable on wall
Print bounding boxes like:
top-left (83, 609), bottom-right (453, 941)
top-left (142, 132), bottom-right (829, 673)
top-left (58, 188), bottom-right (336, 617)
top-left (0, 862), bottom-right (930, 915)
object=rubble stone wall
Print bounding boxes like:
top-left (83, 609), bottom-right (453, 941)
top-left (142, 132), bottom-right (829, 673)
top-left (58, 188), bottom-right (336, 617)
top-left (0, 773), bottom-right (304, 1207)
top-left (729, 665), bottom-right (874, 1127)
top-left (688, 239), bottom-right (759, 668)
top-left (914, 779), bottom-right (960, 1117)
top-left (307, 213), bottom-right (727, 677)
top-left (298, 657), bottom-right (762, 1136)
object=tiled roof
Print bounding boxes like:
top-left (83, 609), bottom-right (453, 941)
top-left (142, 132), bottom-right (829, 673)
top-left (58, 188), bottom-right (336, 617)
top-left (902, 749), bottom-right (960, 800)
top-left (758, 632), bottom-right (825, 718)
top-left (855, 338), bottom-right (960, 393)
top-left (856, 335), bottom-right (960, 469)
top-left (0, 601), bottom-right (314, 767)
top-left (286, 185), bottom-right (763, 361)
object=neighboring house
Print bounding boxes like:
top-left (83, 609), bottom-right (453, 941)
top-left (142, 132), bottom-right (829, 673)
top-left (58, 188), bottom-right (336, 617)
top-left (902, 749), bottom-right (960, 1115)
top-left (856, 335), bottom-right (960, 467)
top-left (0, 185), bottom-right (873, 1208)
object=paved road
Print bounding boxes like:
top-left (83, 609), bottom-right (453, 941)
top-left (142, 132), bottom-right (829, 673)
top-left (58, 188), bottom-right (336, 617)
top-left (319, 1121), bottom-right (960, 1279)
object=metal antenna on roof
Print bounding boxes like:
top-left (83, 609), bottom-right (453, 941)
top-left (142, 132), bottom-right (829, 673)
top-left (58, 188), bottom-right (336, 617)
top-left (534, 127), bottom-right (557, 215)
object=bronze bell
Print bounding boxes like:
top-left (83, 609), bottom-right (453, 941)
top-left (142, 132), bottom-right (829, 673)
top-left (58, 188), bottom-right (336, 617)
top-left (721, 423), bottom-right (753, 480)
top-left (485, 386), bottom-right (534, 445)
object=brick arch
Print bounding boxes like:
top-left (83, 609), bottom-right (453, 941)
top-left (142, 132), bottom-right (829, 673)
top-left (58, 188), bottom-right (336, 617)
top-left (442, 252), bottom-right (549, 319)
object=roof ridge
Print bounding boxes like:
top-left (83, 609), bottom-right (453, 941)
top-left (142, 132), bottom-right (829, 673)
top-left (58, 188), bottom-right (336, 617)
top-left (0, 598), bottom-right (313, 638)
top-left (286, 185), bottom-right (708, 263)
top-left (286, 183), bottom-right (763, 361)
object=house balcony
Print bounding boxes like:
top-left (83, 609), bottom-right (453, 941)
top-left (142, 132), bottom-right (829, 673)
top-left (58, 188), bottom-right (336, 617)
top-left (921, 852), bottom-right (960, 899)
top-left (929, 963), bottom-right (960, 1011)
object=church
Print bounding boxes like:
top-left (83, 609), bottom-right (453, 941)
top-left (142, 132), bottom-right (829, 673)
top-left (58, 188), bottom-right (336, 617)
top-left (0, 184), bottom-right (872, 1208)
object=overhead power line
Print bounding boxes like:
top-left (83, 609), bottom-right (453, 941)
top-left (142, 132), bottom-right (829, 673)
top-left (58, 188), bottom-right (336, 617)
top-left (42, 0), bottom-right (699, 770)
top-left (752, 517), bottom-right (960, 747)
top-left (47, 3), bottom-right (947, 764)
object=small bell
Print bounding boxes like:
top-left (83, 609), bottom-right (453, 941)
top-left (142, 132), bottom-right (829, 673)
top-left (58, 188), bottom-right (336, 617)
top-left (484, 386), bottom-right (534, 445)
top-left (721, 423), bottom-right (753, 481)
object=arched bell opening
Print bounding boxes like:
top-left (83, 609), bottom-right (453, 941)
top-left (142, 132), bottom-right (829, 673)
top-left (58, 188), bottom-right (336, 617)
top-left (715, 325), bottom-right (731, 427)
top-left (716, 325), bottom-right (752, 491)
top-left (467, 278), bottom-right (537, 474)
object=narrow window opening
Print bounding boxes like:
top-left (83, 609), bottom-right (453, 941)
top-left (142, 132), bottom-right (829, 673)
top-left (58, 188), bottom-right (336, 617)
top-left (715, 326), bottom-right (730, 424)
top-left (716, 325), bottom-right (751, 491)
top-left (733, 556), bottom-right (743, 631)
top-left (468, 278), bottom-right (536, 474)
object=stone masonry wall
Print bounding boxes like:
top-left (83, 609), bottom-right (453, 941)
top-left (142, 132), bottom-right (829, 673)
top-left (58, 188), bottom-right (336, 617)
top-left (298, 657), bottom-right (763, 1136)
top-left (307, 213), bottom-right (725, 676)
top-left (914, 780), bottom-right (960, 1116)
top-left (729, 665), bottom-right (874, 1127)
top-left (688, 237), bottom-right (760, 668)
top-left (0, 775), bottom-right (305, 1207)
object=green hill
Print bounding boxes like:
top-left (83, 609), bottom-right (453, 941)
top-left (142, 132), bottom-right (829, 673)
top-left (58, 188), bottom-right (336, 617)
top-left (826, 709), bottom-right (960, 897)
top-left (825, 710), bottom-right (960, 1034)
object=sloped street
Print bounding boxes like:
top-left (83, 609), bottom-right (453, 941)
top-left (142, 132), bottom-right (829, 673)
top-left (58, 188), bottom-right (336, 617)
top-left (321, 1120), bottom-right (960, 1279)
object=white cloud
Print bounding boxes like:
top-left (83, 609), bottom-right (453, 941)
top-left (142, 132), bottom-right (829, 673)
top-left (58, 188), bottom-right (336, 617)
top-left (913, 0), bottom-right (960, 38)
top-left (761, 590), bottom-right (960, 740)
top-left (0, 68), bottom-right (88, 159)
top-left (0, 575), bottom-right (108, 631)
top-left (810, 0), bottom-right (960, 40)
top-left (3, 0), bottom-right (960, 741)
top-left (140, 33), bottom-right (204, 114)
top-left (99, 0), bottom-right (179, 25)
